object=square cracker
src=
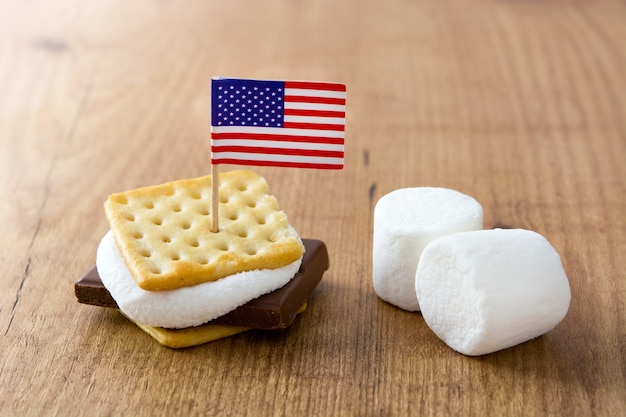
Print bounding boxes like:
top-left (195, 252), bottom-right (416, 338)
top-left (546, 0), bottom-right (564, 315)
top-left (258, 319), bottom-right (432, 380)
top-left (126, 303), bottom-right (306, 348)
top-left (104, 170), bottom-right (304, 291)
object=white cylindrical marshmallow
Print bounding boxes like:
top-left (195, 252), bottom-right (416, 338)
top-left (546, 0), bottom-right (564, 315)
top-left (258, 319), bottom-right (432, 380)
top-left (415, 228), bottom-right (571, 356)
top-left (372, 187), bottom-right (483, 311)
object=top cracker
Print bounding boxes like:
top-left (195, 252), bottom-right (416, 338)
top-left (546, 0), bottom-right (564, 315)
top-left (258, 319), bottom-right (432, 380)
top-left (104, 170), bottom-right (305, 291)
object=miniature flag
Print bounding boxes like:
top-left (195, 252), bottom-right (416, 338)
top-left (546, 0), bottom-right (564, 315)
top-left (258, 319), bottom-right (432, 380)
top-left (211, 77), bottom-right (346, 169)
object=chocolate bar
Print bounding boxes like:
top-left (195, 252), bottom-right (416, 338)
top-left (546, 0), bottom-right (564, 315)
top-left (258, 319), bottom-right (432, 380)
top-left (75, 239), bottom-right (329, 330)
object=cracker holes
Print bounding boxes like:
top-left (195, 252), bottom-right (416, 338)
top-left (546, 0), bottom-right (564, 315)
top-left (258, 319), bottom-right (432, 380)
top-left (188, 239), bottom-right (200, 248)
top-left (145, 202), bottom-right (154, 209)
top-left (180, 221), bottom-right (192, 230)
top-left (198, 207), bottom-right (209, 216)
top-left (124, 214), bottom-right (135, 222)
top-left (161, 236), bottom-right (171, 243)
top-left (152, 217), bottom-right (163, 226)
top-left (172, 204), bottom-right (182, 213)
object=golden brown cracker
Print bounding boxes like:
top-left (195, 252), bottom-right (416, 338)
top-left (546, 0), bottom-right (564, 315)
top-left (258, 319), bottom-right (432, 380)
top-left (126, 303), bottom-right (307, 348)
top-left (104, 170), bottom-right (304, 291)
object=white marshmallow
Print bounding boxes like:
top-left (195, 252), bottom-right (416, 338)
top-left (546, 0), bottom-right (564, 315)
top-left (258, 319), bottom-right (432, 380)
top-left (415, 229), bottom-right (571, 356)
top-left (96, 230), bottom-right (302, 329)
top-left (372, 187), bottom-right (483, 311)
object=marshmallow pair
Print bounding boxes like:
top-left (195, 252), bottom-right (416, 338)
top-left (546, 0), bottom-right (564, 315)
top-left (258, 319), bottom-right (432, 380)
top-left (372, 188), bottom-right (571, 355)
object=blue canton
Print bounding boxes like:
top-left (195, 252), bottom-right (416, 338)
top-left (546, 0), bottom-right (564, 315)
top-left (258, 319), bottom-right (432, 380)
top-left (212, 78), bottom-right (285, 128)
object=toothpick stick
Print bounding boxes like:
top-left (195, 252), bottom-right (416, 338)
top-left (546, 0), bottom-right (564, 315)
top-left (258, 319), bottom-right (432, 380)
top-left (211, 163), bottom-right (219, 232)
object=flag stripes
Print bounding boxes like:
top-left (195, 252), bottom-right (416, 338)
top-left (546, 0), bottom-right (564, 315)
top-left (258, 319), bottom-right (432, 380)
top-left (211, 77), bottom-right (346, 170)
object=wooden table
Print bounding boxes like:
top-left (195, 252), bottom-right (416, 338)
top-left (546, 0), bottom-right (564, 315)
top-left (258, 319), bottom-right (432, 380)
top-left (1, 1), bottom-right (624, 416)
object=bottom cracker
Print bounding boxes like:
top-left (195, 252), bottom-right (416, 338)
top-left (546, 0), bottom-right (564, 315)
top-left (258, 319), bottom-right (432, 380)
top-left (123, 304), bottom-right (307, 349)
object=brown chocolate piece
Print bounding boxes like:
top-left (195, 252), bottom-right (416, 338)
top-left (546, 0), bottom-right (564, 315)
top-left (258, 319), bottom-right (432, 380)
top-left (74, 267), bottom-right (118, 308)
top-left (75, 239), bottom-right (329, 330)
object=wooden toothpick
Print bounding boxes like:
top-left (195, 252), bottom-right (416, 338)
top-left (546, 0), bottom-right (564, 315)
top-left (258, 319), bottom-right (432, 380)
top-left (211, 163), bottom-right (219, 232)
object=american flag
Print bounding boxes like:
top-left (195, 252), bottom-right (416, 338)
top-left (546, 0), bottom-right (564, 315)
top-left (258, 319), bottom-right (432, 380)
top-left (210, 77), bottom-right (346, 169)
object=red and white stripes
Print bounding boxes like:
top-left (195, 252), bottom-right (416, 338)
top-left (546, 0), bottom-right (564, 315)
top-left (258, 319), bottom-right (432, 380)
top-left (211, 80), bottom-right (346, 169)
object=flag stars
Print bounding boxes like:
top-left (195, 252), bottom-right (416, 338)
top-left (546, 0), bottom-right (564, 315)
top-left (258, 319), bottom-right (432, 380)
top-left (213, 80), bottom-right (285, 127)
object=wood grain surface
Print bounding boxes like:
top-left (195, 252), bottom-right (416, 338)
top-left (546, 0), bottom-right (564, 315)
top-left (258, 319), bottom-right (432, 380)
top-left (1, 0), bottom-right (624, 416)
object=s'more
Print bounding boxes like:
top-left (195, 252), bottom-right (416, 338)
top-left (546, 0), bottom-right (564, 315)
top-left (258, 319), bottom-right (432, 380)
top-left (75, 170), bottom-right (329, 348)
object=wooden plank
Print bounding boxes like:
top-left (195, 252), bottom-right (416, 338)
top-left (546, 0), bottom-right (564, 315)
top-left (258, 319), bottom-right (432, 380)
top-left (0, 0), bottom-right (624, 416)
